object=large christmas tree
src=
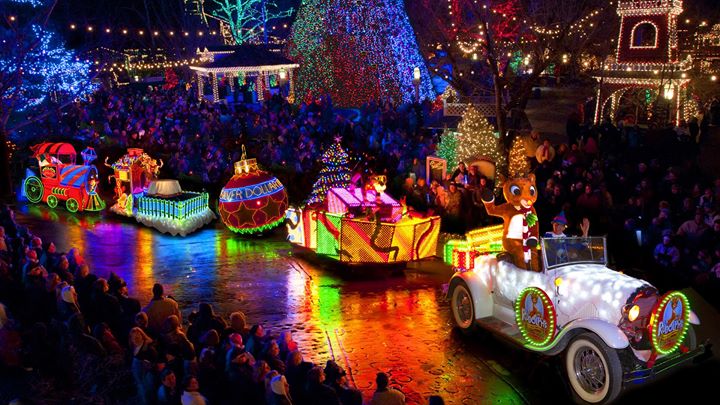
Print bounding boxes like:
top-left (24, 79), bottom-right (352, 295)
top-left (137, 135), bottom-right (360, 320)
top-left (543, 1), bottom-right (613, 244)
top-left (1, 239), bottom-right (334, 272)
top-left (453, 106), bottom-right (506, 169)
top-left (288, 0), bottom-right (435, 107)
top-left (306, 140), bottom-right (352, 206)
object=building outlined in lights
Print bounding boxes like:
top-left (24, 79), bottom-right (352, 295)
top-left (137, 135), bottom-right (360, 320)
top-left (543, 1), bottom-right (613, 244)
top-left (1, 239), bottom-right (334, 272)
top-left (593, 0), bottom-right (691, 125)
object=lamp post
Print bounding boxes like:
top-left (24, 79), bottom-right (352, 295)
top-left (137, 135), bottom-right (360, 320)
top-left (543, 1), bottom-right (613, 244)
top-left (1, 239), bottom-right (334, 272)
top-left (663, 82), bottom-right (675, 126)
top-left (413, 67), bottom-right (421, 103)
top-left (278, 68), bottom-right (288, 98)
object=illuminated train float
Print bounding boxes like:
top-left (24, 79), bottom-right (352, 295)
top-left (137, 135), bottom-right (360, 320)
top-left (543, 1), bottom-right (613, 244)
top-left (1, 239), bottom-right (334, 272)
top-left (24, 143), bottom-right (105, 213)
top-left (286, 178), bottom-right (441, 265)
top-left (107, 148), bottom-right (214, 236)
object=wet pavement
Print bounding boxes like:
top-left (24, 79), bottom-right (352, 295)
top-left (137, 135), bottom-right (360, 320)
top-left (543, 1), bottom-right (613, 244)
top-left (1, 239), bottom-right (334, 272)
top-left (13, 204), bottom-right (720, 404)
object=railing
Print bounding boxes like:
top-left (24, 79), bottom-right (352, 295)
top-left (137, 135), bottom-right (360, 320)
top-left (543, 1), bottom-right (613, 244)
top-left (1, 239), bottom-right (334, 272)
top-left (137, 192), bottom-right (209, 221)
top-left (444, 101), bottom-right (497, 117)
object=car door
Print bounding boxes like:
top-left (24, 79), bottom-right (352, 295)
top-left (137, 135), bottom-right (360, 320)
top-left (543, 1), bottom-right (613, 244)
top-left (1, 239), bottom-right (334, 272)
top-left (491, 260), bottom-right (548, 313)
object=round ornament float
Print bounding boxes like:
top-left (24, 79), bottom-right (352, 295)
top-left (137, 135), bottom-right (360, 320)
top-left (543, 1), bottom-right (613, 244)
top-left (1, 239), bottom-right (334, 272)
top-left (218, 151), bottom-right (288, 235)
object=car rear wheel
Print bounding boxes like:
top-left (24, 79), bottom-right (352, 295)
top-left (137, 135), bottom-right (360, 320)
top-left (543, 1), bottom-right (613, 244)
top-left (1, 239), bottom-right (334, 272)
top-left (451, 281), bottom-right (476, 333)
top-left (565, 332), bottom-right (622, 404)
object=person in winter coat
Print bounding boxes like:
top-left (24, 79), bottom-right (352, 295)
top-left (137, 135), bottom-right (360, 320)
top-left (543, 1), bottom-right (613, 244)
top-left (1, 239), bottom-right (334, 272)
top-left (306, 366), bottom-right (341, 405)
top-left (370, 372), bottom-right (405, 405)
top-left (143, 283), bottom-right (181, 337)
top-left (180, 375), bottom-right (207, 405)
top-left (270, 374), bottom-right (293, 405)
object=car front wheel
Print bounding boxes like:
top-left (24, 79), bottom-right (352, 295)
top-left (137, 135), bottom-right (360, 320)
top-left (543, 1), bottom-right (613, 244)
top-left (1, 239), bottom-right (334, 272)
top-left (565, 332), bottom-right (622, 404)
top-left (450, 281), bottom-right (476, 333)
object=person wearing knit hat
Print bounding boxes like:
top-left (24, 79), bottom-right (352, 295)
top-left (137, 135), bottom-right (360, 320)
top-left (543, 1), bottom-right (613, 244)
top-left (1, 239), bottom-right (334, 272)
top-left (58, 285), bottom-right (81, 322)
top-left (270, 374), bottom-right (293, 405)
top-left (545, 211), bottom-right (568, 238)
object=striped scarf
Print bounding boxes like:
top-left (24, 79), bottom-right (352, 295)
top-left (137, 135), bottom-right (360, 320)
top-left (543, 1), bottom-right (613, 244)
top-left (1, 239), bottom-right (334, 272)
top-left (520, 207), bottom-right (532, 263)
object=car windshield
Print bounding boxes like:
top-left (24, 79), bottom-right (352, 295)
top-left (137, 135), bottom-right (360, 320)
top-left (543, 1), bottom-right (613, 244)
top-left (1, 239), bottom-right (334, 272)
top-left (541, 236), bottom-right (607, 269)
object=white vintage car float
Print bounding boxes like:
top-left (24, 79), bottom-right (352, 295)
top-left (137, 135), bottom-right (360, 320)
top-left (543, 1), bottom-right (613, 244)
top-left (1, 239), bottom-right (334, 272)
top-left (448, 235), bottom-right (711, 404)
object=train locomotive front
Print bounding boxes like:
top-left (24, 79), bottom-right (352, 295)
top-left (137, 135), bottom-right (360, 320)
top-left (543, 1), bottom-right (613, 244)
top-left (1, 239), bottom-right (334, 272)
top-left (24, 142), bottom-right (105, 213)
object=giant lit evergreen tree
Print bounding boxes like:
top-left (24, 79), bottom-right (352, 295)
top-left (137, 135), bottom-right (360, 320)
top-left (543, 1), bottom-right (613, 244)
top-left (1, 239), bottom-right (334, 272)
top-left (455, 106), bottom-right (505, 171)
top-left (306, 140), bottom-right (352, 206)
top-left (288, 0), bottom-right (435, 107)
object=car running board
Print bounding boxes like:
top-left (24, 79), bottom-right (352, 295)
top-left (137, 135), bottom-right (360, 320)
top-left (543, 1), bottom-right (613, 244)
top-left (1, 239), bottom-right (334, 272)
top-left (476, 316), bottom-right (525, 345)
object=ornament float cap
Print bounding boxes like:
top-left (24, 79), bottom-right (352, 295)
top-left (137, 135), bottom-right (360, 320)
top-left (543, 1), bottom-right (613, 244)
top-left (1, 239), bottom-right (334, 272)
top-left (234, 145), bottom-right (259, 175)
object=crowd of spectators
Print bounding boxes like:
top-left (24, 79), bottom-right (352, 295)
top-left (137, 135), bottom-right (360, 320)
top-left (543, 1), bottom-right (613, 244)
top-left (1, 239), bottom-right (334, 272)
top-left (0, 205), bottom-right (428, 404)
top-left (21, 85), bottom-right (438, 203)
top-left (510, 118), bottom-right (719, 304)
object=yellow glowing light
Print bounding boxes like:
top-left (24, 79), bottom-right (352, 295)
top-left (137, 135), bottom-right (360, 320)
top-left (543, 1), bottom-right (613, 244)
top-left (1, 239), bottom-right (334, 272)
top-left (628, 305), bottom-right (640, 322)
top-left (712, 75), bottom-right (717, 81)
top-left (70, 24), bottom-right (76, 29)
top-left (554, 277), bottom-right (563, 287)
top-left (105, 28), bottom-right (111, 33)
top-left (122, 29), bottom-right (128, 34)
top-left (87, 26), bottom-right (93, 32)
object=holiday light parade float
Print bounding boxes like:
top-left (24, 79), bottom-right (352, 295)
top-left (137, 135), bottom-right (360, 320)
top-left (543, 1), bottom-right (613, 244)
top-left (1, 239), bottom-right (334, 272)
top-left (286, 141), bottom-right (440, 265)
top-left (24, 143), bottom-right (105, 213)
top-left (218, 147), bottom-right (289, 235)
top-left (446, 174), bottom-right (711, 404)
top-left (107, 148), bottom-right (214, 236)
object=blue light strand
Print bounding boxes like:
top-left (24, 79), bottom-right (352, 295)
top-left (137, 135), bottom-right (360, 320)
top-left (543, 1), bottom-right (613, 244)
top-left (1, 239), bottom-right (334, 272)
top-left (1, 4), bottom-right (97, 112)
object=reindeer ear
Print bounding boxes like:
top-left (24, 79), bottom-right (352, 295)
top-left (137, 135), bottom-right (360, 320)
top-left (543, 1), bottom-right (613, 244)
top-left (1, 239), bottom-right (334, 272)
top-left (498, 173), bottom-right (507, 184)
top-left (528, 173), bottom-right (536, 184)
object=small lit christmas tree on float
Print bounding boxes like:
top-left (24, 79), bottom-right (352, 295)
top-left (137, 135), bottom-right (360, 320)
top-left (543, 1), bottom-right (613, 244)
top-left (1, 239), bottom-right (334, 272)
top-left (218, 147), bottom-right (289, 235)
top-left (306, 139), bottom-right (353, 206)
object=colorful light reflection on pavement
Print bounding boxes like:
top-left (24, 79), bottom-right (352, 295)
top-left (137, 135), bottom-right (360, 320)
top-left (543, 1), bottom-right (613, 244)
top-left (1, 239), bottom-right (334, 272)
top-left (15, 205), bottom-right (527, 404)
top-left (14, 205), bottom-right (720, 404)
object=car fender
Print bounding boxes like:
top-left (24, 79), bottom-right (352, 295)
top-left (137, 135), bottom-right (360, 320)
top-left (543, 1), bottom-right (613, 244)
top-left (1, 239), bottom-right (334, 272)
top-left (689, 310), bottom-right (700, 325)
top-left (449, 269), bottom-right (494, 319)
top-left (553, 318), bottom-right (630, 352)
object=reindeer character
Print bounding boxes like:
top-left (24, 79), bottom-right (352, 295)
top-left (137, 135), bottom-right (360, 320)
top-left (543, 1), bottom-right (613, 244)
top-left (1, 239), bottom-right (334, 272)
top-left (482, 173), bottom-right (540, 271)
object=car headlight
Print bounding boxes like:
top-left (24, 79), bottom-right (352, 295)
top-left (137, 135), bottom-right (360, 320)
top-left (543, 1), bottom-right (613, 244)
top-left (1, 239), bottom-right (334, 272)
top-left (628, 304), bottom-right (640, 322)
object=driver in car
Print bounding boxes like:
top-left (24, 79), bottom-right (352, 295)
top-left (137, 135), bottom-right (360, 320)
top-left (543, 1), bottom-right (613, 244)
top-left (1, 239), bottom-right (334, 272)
top-left (543, 212), bottom-right (591, 265)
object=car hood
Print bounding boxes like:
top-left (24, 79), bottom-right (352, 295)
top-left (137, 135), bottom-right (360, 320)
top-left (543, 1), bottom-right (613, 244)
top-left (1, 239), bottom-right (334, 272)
top-left (548, 264), bottom-right (652, 326)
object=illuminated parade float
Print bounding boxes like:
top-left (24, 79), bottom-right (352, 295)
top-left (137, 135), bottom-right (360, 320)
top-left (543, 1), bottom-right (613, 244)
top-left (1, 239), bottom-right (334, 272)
top-left (218, 148), bottom-right (289, 235)
top-left (107, 148), bottom-right (214, 236)
top-left (107, 148), bottom-right (162, 216)
top-left (446, 174), bottom-right (710, 404)
top-left (24, 143), bottom-right (105, 213)
top-left (286, 141), bottom-right (440, 265)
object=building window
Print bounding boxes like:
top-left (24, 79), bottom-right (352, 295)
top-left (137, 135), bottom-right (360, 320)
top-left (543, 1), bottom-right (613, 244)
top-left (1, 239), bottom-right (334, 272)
top-left (631, 22), bottom-right (658, 48)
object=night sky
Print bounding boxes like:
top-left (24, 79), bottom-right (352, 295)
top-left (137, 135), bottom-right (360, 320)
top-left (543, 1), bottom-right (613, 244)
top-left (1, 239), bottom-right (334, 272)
top-left (51, 0), bottom-right (719, 50)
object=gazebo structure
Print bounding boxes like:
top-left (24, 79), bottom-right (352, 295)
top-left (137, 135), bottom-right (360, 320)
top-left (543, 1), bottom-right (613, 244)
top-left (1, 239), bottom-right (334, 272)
top-left (189, 45), bottom-right (299, 103)
top-left (593, 0), bottom-right (691, 125)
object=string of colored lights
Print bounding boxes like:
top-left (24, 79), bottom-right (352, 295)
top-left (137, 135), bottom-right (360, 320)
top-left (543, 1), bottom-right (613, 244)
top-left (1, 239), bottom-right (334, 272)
top-left (91, 58), bottom-right (200, 73)
top-left (288, 0), bottom-right (434, 107)
top-left (64, 24), bottom-right (289, 37)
